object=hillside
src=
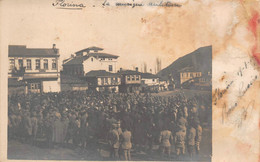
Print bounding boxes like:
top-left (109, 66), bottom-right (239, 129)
top-left (157, 46), bottom-right (212, 86)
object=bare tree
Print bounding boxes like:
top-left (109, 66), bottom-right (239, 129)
top-left (155, 57), bottom-right (162, 74)
top-left (143, 62), bottom-right (147, 73)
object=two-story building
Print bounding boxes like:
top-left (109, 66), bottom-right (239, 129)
top-left (85, 70), bottom-right (121, 92)
top-left (117, 68), bottom-right (141, 93)
top-left (8, 44), bottom-right (60, 94)
top-left (62, 46), bottom-right (119, 76)
top-left (179, 67), bottom-right (202, 84)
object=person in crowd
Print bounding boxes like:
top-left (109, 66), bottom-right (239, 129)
top-left (187, 126), bottom-right (196, 158)
top-left (31, 112), bottom-right (38, 145)
top-left (120, 126), bottom-right (132, 160)
top-left (158, 125), bottom-right (173, 158)
top-left (108, 124), bottom-right (120, 160)
top-left (7, 90), bottom-right (210, 160)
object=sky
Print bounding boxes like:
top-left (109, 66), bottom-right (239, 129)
top-left (0, 0), bottom-right (215, 73)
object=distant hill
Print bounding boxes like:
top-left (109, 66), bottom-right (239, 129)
top-left (157, 46), bottom-right (212, 87)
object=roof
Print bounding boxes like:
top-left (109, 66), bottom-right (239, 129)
top-left (75, 46), bottom-right (104, 54)
top-left (141, 73), bottom-right (159, 79)
top-left (8, 78), bottom-right (26, 87)
top-left (63, 52), bottom-right (119, 65)
top-left (9, 45), bottom-right (60, 57)
top-left (179, 67), bottom-right (201, 73)
top-left (117, 70), bottom-right (141, 75)
top-left (60, 74), bottom-right (87, 84)
top-left (85, 70), bottom-right (118, 77)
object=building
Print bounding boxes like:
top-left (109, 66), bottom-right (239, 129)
top-left (181, 74), bottom-right (212, 90)
top-left (8, 44), bottom-right (60, 94)
top-left (60, 72), bottom-right (88, 91)
top-left (118, 68), bottom-right (141, 93)
top-left (63, 46), bottom-right (119, 76)
top-left (179, 67), bottom-right (202, 84)
top-left (140, 72), bottom-right (160, 92)
top-left (85, 70), bottom-right (121, 92)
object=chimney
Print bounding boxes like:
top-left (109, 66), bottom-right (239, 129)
top-left (53, 44), bottom-right (58, 54)
top-left (120, 68), bottom-right (122, 72)
top-left (135, 67), bottom-right (138, 72)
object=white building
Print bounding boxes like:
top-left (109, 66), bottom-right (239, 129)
top-left (8, 44), bottom-right (60, 93)
top-left (63, 46), bottom-right (119, 76)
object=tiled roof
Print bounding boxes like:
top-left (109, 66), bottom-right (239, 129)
top-left (85, 70), bottom-right (118, 77)
top-left (141, 72), bottom-right (159, 79)
top-left (117, 70), bottom-right (141, 75)
top-left (60, 74), bottom-right (87, 84)
top-left (8, 45), bottom-right (59, 57)
top-left (63, 53), bottom-right (119, 65)
top-left (75, 46), bottom-right (104, 54)
top-left (178, 66), bottom-right (200, 72)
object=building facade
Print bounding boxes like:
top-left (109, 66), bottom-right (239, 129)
top-left (85, 70), bottom-right (121, 92)
top-left (140, 72), bottom-right (160, 92)
top-left (8, 44), bottom-right (60, 94)
top-left (179, 67), bottom-right (202, 84)
top-left (118, 69), bottom-right (141, 93)
top-left (63, 46), bottom-right (119, 76)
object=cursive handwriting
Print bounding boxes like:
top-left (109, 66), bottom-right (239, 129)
top-left (53, 0), bottom-right (86, 10)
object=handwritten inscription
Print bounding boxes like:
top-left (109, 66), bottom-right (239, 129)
top-left (103, 0), bottom-right (182, 8)
top-left (52, 0), bottom-right (86, 10)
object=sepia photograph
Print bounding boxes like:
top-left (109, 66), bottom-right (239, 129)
top-left (1, 0), bottom-right (259, 162)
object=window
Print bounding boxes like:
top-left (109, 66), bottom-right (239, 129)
top-left (44, 59), bottom-right (48, 69)
top-left (36, 59), bottom-right (40, 70)
top-left (9, 59), bottom-right (15, 70)
top-left (127, 75), bottom-right (131, 81)
top-left (91, 58), bottom-right (94, 62)
top-left (136, 75), bottom-right (140, 81)
top-left (152, 79), bottom-right (155, 82)
top-left (52, 59), bottom-right (57, 69)
top-left (131, 75), bottom-right (135, 81)
top-left (105, 77), bottom-right (108, 84)
top-left (101, 78), bottom-right (104, 85)
top-left (29, 83), bottom-right (40, 89)
top-left (26, 59), bottom-right (31, 70)
top-left (109, 65), bottom-right (113, 72)
top-left (18, 59), bottom-right (23, 68)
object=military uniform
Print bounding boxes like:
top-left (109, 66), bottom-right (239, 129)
top-left (109, 128), bottom-right (120, 160)
top-left (175, 130), bottom-right (186, 156)
top-left (195, 125), bottom-right (202, 154)
top-left (159, 129), bottom-right (173, 157)
top-left (121, 130), bottom-right (132, 160)
top-left (187, 127), bottom-right (196, 157)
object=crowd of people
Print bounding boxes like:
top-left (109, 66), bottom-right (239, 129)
top-left (8, 90), bottom-right (211, 160)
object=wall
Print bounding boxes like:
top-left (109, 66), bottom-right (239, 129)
top-left (9, 56), bottom-right (59, 74)
top-left (42, 79), bottom-right (60, 93)
top-left (83, 56), bottom-right (117, 74)
top-left (142, 78), bottom-right (159, 86)
top-left (180, 72), bottom-right (202, 84)
top-left (124, 74), bottom-right (141, 84)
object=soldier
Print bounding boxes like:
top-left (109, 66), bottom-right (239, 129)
top-left (31, 112), bottom-right (38, 145)
top-left (120, 126), bottom-right (132, 160)
top-left (80, 112), bottom-right (89, 149)
top-left (195, 122), bottom-right (202, 155)
top-left (158, 125), bottom-right (173, 158)
top-left (108, 124), bottom-right (120, 160)
top-left (187, 126), bottom-right (196, 158)
top-left (175, 128), bottom-right (186, 159)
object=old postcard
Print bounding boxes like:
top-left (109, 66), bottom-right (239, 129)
top-left (0, 0), bottom-right (259, 162)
